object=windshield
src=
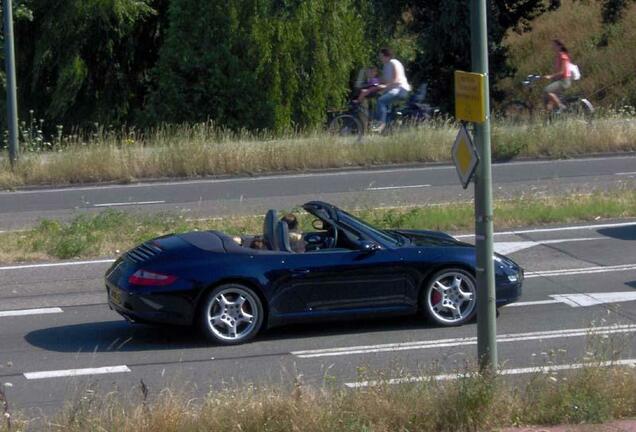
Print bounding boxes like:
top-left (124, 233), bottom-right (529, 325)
top-left (339, 210), bottom-right (401, 246)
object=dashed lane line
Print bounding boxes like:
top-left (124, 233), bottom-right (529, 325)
top-left (0, 307), bottom-right (63, 318)
top-left (0, 259), bottom-right (115, 271)
top-left (24, 365), bottom-right (131, 380)
top-left (93, 200), bottom-right (165, 207)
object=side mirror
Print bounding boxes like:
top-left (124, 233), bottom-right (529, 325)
top-left (359, 240), bottom-right (381, 253)
top-left (312, 219), bottom-right (325, 230)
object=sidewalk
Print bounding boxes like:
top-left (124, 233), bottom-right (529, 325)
top-left (500, 420), bottom-right (636, 431)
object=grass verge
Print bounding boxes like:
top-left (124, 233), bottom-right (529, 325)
top-left (2, 361), bottom-right (635, 431)
top-left (1, 116), bottom-right (635, 188)
top-left (0, 188), bottom-right (634, 263)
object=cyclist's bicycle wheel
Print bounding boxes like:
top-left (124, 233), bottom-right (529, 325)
top-left (500, 100), bottom-right (533, 124)
top-left (327, 114), bottom-right (363, 142)
top-left (566, 97), bottom-right (595, 121)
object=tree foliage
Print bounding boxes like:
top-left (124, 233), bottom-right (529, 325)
top-left (406, 0), bottom-right (556, 108)
top-left (147, 0), bottom-right (366, 132)
top-left (14, 0), bottom-right (157, 126)
top-left (0, 0), bottom-right (568, 133)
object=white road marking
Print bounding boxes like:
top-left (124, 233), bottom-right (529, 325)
top-left (525, 263), bottom-right (636, 278)
top-left (455, 221), bottom-right (636, 239)
top-left (345, 359), bottom-right (636, 388)
top-left (0, 259), bottom-right (115, 271)
top-left (93, 200), bottom-right (165, 207)
top-left (24, 365), bottom-right (131, 380)
top-left (508, 291), bottom-right (636, 308)
top-left (505, 299), bottom-right (561, 307)
top-left (0, 307), bottom-right (63, 318)
top-left (366, 184), bottom-right (431, 191)
top-left (1, 155), bottom-right (633, 195)
top-left (291, 324), bottom-right (636, 358)
top-left (616, 172), bottom-right (636, 176)
top-left (493, 237), bottom-right (600, 255)
top-left (550, 291), bottom-right (636, 307)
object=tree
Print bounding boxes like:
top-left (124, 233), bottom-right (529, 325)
top-left (0, 0), bottom-right (32, 129)
top-left (405, 0), bottom-right (553, 108)
top-left (14, 0), bottom-right (156, 127)
top-left (147, 0), bottom-right (366, 132)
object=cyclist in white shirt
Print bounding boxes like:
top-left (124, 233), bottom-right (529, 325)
top-left (374, 47), bottom-right (411, 132)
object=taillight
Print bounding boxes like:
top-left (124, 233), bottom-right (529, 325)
top-left (128, 270), bottom-right (177, 286)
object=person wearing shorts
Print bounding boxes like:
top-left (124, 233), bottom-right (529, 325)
top-left (373, 47), bottom-right (411, 133)
top-left (543, 39), bottom-right (572, 112)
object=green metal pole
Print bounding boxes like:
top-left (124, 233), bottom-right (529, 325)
top-left (3, 0), bottom-right (19, 167)
top-left (470, 0), bottom-right (497, 372)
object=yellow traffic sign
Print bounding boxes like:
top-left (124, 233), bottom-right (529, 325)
top-left (455, 70), bottom-right (486, 123)
top-left (452, 124), bottom-right (479, 189)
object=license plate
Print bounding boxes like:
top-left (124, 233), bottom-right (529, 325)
top-left (110, 287), bottom-right (123, 305)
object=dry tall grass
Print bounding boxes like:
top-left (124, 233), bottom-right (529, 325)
top-left (3, 363), bottom-right (635, 432)
top-left (1, 117), bottom-right (635, 189)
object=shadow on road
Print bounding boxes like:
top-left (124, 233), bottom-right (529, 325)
top-left (24, 315), bottom-right (438, 353)
top-left (597, 225), bottom-right (636, 241)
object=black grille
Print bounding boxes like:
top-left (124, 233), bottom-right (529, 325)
top-left (126, 242), bottom-right (162, 263)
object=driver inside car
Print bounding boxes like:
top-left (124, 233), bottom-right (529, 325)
top-left (281, 213), bottom-right (306, 253)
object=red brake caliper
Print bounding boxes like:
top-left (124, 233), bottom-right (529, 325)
top-left (431, 289), bottom-right (442, 305)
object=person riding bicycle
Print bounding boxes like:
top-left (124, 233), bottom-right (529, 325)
top-left (373, 48), bottom-right (411, 133)
top-left (543, 39), bottom-right (573, 112)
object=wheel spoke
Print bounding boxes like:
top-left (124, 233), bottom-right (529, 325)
top-left (452, 276), bottom-right (463, 290)
top-left (451, 304), bottom-right (462, 320)
top-left (216, 294), bottom-right (230, 308)
top-left (236, 295), bottom-right (246, 308)
top-left (227, 322), bottom-right (237, 338)
top-left (458, 287), bottom-right (474, 301)
top-left (433, 281), bottom-right (449, 293)
top-left (210, 313), bottom-right (223, 326)
top-left (239, 311), bottom-right (254, 324)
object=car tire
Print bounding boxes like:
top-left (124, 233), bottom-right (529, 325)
top-left (422, 268), bottom-right (477, 326)
top-left (199, 283), bottom-right (264, 345)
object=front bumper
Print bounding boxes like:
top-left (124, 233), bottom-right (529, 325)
top-left (495, 267), bottom-right (524, 306)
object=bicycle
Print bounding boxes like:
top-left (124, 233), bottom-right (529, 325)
top-left (501, 74), bottom-right (594, 123)
top-left (327, 83), bottom-right (439, 141)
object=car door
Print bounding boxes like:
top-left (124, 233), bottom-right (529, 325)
top-left (280, 247), bottom-right (413, 316)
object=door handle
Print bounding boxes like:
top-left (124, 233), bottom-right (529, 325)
top-left (292, 269), bottom-right (311, 275)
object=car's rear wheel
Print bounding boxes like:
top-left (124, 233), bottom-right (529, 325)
top-left (422, 268), bottom-right (477, 326)
top-left (199, 284), bottom-right (264, 345)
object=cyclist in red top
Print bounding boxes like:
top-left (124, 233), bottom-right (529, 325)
top-left (543, 39), bottom-right (572, 112)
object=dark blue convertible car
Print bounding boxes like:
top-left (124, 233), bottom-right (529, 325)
top-left (106, 201), bottom-right (523, 345)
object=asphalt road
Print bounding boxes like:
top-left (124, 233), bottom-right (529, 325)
top-left (1, 220), bottom-right (635, 417)
top-left (0, 155), bottom-right (635, 231)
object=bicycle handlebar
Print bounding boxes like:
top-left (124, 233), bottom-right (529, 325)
top-left (522, 74), bottom-right (543, 87)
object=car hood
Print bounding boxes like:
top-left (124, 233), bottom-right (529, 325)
top-left (392, 229), bottom-right (471, 247)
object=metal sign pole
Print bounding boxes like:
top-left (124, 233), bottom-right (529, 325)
top-left (470, 0), bottom-right (497, 372)
top-left (3, 0), bottom-right (19, 167)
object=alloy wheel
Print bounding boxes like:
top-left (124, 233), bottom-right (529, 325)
top-left (202, 285), bottom-right (263, 344)
top-left (425, 269), bottom-right (477, 326)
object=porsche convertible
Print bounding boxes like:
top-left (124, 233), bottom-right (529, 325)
top-left (105, 201), bottom-right (523, 345)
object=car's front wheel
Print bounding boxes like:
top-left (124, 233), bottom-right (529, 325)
top-left (422, 268), bottom-right (477, 326)
top-left (199, 284), bottom-right (264, 345)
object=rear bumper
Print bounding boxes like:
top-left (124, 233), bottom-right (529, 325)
top-left (106, 284), bottom-right (192, 326)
